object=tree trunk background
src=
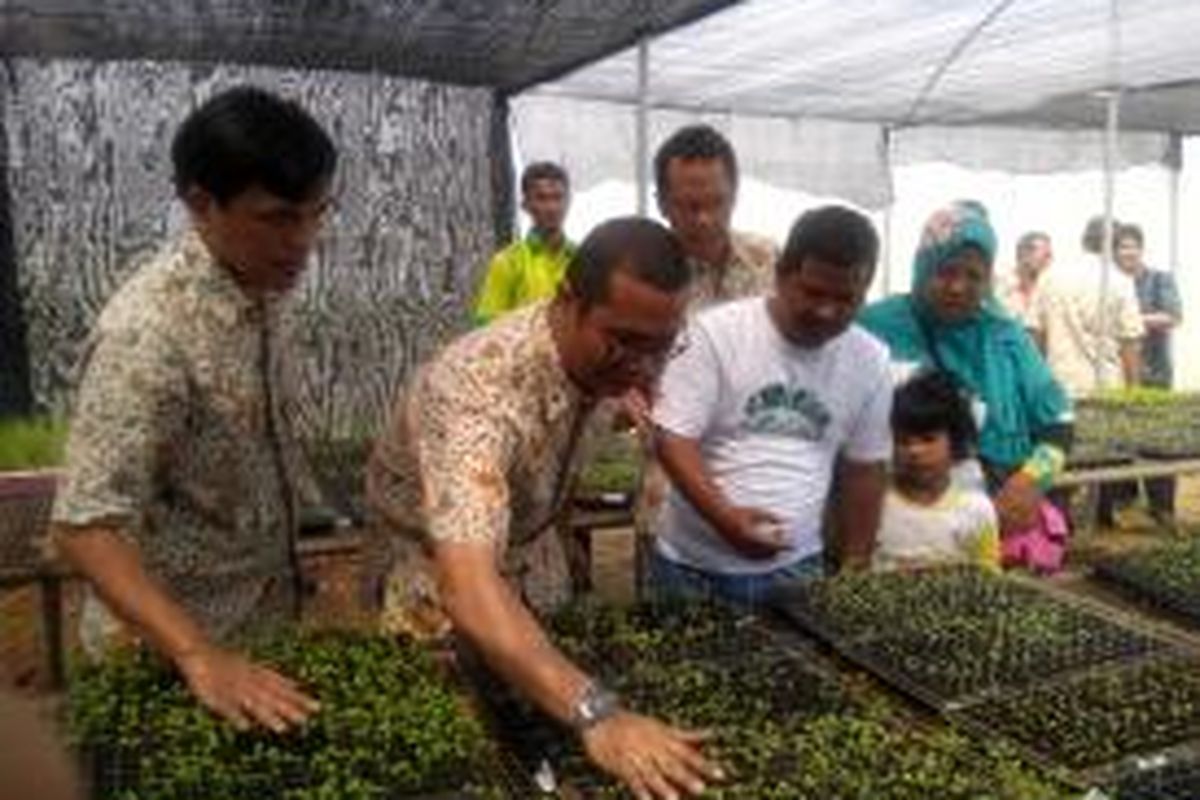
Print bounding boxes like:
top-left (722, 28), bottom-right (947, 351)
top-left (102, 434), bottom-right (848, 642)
top-left (3, 58), bottom-right (498, 442)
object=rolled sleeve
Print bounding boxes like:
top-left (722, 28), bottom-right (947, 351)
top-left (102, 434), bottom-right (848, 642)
top-left (52, 327), bottom-right (186, 533)
top-left (652, 323), bottom-right (721, 440)
top-left (842, 364), bottom-right (893, 464)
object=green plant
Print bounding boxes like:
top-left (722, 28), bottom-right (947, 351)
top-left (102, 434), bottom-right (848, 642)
top-left (68, 630), bottom-right (502, 799)
top-left (1097, 540), bottom-right (1200, 624)
top-left (0, 416), bottom-right (68, 470)
top-left (778, 567), bottom-right (1158, 703)
top-left (522, 598), bottom-right (1072, 799)
top-left (958, 656), bottom-right (1200, 771)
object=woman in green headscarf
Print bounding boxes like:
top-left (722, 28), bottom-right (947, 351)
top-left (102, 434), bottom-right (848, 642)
top-left (858, 201), bottom-right (1072, 536)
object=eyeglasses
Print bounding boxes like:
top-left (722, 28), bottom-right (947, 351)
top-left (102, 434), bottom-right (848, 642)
top-left (603, 325), bottom-right (691, 368)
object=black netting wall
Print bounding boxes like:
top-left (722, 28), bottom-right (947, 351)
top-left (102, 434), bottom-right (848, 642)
top-left (3, 58), bottom-right (497, 439)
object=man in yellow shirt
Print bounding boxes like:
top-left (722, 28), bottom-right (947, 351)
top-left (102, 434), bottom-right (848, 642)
top-left (474, 161), bottom-right (574, 324)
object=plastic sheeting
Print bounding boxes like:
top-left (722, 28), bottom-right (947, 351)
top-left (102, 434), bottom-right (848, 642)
top-left (513, 95), bottom-right (891, 208)
top-left (535, 0), bottom-right (1200, 133)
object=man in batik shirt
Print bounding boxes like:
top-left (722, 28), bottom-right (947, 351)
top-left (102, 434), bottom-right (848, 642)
top-left (368, 218), bottom-right (721, 799)
top-left (51, 86), bottom-right (335, 733)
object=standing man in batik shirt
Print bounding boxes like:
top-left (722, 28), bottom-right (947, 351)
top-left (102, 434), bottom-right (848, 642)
top-left (368, 218), bottom-right (722, 800)
top-left (51, 86), bottom-right (335, 733)
top-left (474, 162), bottom-right (575, 325)
top-left (633, 125), bottom-right (779, 566)
top-left (654, 124), bottom-right (777, 307)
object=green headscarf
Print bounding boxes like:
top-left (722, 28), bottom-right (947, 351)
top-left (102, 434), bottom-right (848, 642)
top-left (859, 201), bottom-right (1069, 471)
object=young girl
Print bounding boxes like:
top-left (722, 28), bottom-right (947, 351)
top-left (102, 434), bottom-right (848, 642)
top-left (873, 370), bottom-right (1000, 572)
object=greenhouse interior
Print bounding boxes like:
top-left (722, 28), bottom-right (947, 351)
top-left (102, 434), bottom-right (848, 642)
top-left (4, 1), bottom-right (1200, 798)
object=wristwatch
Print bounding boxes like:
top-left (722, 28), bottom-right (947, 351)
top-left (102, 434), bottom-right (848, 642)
top-left (569, 681), bottom-right (622, 732)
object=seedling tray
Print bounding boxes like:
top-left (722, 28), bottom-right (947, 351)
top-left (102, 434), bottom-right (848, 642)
top-left (1111, 754), bottom-right (1200, 800)
top-left (771, 567), bottom-right (1163, 709)
top-left (1094, 544), bottom-right (1200, 630)
top-left (69, 632), bottom-right (517, 800)
top-left (950, 655), bottom-right (1200, 776)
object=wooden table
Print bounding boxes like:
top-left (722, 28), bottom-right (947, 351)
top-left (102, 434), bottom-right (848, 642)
top-left (1055, 457), bottom-right (1200, 534)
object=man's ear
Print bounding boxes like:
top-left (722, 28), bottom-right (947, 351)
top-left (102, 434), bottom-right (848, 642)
top-left (181, 185), bottom-right (215, 220)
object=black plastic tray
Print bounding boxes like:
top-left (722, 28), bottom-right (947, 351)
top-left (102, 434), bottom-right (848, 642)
top-left (771, 570), bottom-right (1164, 711)
top-left (949, 655), bottom-right (1200, 775)
top-left (1094, 559), bottom-right (1200, 630)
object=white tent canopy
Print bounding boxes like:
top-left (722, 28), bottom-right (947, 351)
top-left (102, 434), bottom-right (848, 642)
top-left (516, 0), bottom-right (1200, 390)
top-left (531, 0), bottom-right (1200, 133)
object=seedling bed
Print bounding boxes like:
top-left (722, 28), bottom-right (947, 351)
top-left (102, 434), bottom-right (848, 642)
top-left (952, 655), bottom-right (1200, 775)
top-left (69, 631), bottom-right (514, 800)
top-left (1095, 542), bottom-right (1200, 629)
top-left (772, 567), bottom-right (1162, 708)
top-left (1113, 755), bottom-right (1200, 800)
top-left (468, 598), bottom-right (1072, 799)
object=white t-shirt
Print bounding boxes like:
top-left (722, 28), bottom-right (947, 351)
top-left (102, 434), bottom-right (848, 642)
top-left (872, 485), bottom-right (999, 572)
top-left (653, 297), bottom-right (893, 574)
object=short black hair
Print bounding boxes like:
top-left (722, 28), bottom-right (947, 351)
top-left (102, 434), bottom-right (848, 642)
top-left (1016, 231), bottom-right (1050, 253)
top-left (1082, 215), bottom-right (1118, 254)
top-left (565, 217), bottom-right (690, 308)
top-left (172, 85), bottom-right (337, 205)
top-left (521, 161), bottom-right (569, 195)
top-left (1115, 222), bottom-right (1144, 247)
top-left (891, 370), bottom-right (977, 460)
top-left (653, 124), bottom-right (738, 199)
top-left (776, 205), bottom-right (879, 281)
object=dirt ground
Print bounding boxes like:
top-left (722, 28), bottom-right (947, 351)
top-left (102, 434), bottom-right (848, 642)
top-left (4, 476), bottom-right (1199, 694)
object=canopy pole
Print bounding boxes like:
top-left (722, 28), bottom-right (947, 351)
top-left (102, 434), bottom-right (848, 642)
top-left (635, 36), bottom-right (650, 217)
top-left (1098, 90), bottom-right (1119, 392)
top-left (1168, 132), bottom-right (1182, 274)
top-left (1096, 0), bottom-right (1121, 393)
top-left (880, 125), bottom-right (895, 298)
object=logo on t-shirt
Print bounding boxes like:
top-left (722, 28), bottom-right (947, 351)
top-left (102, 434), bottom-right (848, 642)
top-left (743, 382), bottom-right (831, 440)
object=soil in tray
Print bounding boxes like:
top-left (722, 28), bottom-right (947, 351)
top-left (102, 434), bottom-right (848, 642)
top-left (844, 602), bottom-right (1161, 703)
top-left (1096, 542), bottom-right (1200, 625)
top-left (774, 567), bottom-right (1160, 703)
top-left (549, 596), bottom-right (789, 672)
top-left (554, 709), bottom-right (1071, 800)
top-left (1114, 758), bottom-right (1200, 800)
top-left (954, 656), bottom-right (1200, 772)
top-left (773, 566), bottom-right (1042, 639)
top-left (69, 631), bottom-right (509, 800)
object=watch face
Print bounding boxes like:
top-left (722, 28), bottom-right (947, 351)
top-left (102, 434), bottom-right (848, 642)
top-left (575, 685), bottom-right (620, 729)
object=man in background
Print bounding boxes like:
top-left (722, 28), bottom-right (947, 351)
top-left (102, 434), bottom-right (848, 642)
top-left (1032, 215), bottom-right (1144, 399)
top-left (998, 230), bottom-right (1053, 341)
top-left (475, 162), bottom-right (574, 325)
top-left (1116, 221), bottom-right (1183, 523)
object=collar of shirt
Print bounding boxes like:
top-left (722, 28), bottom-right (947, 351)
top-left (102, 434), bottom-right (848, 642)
top-left (526, 301), bottom-right (589, 419)
top-left (178, 229), bottom-right (279, 328)
top-left (524, 228), bottom-right (575, 258)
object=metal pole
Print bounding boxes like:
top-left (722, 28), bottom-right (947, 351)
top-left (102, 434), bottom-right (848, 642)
top-left (880, 126), bottom-right (894, 297)
top-left (1096, 0), bottom-right (1121, 393)
top-left (1098, 90), bottom-right (1119, 394)
top-left (1168, 132), bottom-right (1182, 274)
top-left (635, 37), bottom-right (650, 217)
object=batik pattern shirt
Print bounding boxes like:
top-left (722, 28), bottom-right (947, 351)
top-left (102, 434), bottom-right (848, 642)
top-left (52, 230), bottom-right (309, 652)
top-left (368, 302), bottom-right (591, 634)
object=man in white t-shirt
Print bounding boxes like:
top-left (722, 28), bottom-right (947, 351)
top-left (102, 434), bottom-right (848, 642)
top-left (651, 206), bottom-right (892, 605)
